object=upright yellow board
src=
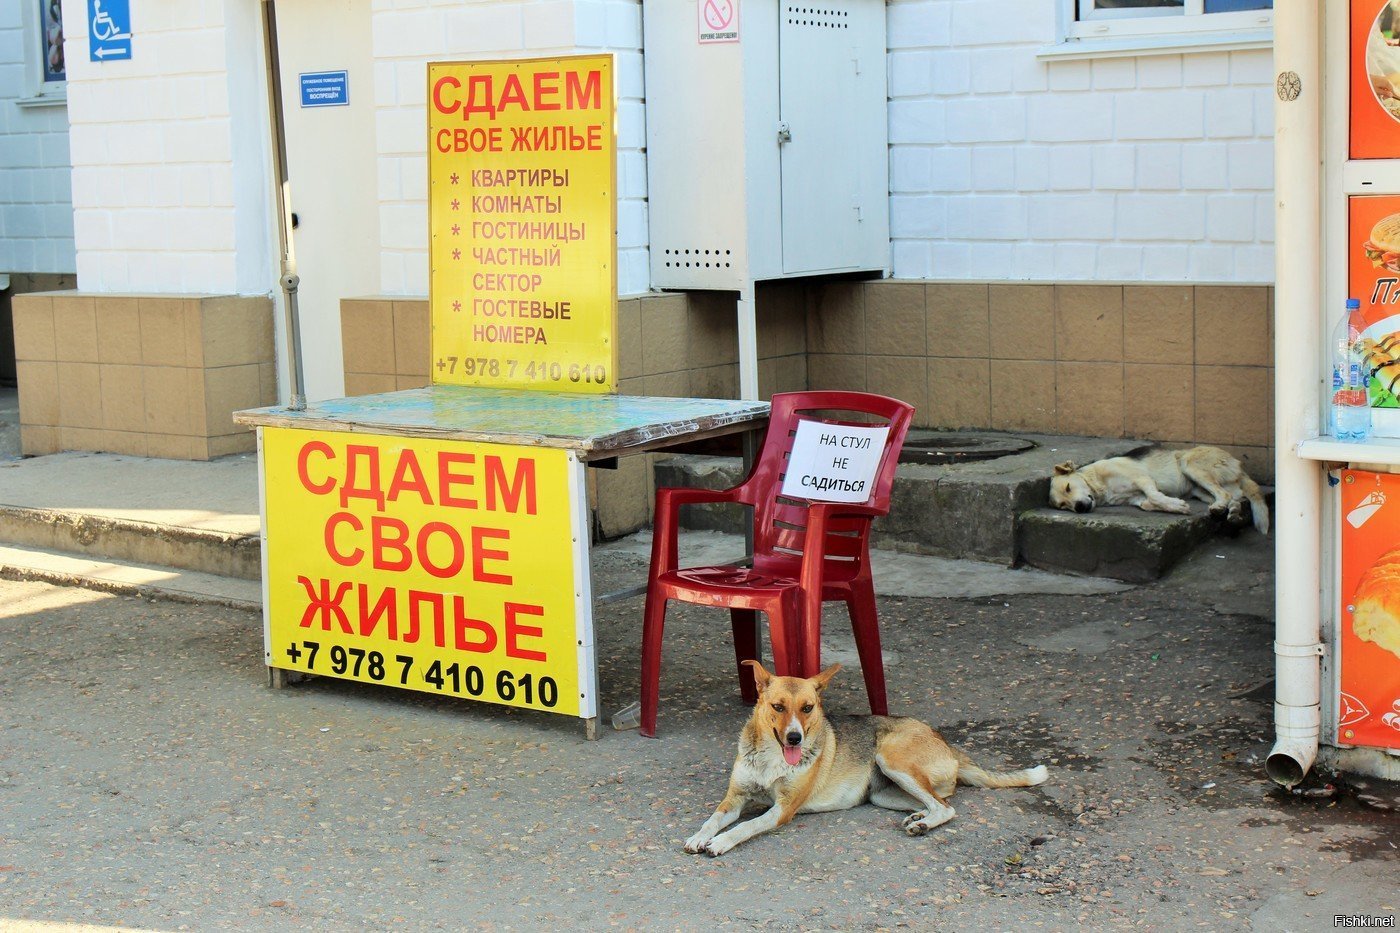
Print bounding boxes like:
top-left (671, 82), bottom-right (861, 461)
top-left (261, 427), bottom-right (591, 718)
top-left (428, 55), bottom-right (616, 393)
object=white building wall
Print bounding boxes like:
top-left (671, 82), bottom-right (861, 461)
top-left (886, 0), bottom-right (1275, 284)
top-left (0, 3), bottom-right (75, 275)
top-left (60, 0), bottom-right (274, 295)
top-left (372, 0), bottom-right (648, 297)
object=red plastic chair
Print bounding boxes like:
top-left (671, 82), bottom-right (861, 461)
top-left (639, 391), bottom-right (914, 737)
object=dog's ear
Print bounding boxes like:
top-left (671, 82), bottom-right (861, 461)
top-left (742, 659), bottom-right (772, 692)
top-left (811, 663), bottom-right (842, 691)
top-left (1053, 461), bottom-right (1077, 475)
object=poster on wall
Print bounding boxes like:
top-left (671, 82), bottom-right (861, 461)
top-left (1346, 196), bottom-right (1400, 435)
top-left (1352, 0), bottom-right (1400, 159)
top-left (427, 55), bottom-right (616, 394)
top-left (1337, 470), bottom-right (1400, 752)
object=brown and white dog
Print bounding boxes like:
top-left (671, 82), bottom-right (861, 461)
top-left (683, 662), bottom-right (1049, 856)
top-left (1049, 445), bottom-right (1270, 534)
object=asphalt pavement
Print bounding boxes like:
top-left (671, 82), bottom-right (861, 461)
top-left (0, 529), bottom-right (1395, 931)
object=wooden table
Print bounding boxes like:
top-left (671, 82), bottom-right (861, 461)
top-left (236, 386), bottom-right (769, 737)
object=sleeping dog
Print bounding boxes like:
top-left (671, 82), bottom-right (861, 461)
top-left (1048, 445), bottom-right (1269, 533)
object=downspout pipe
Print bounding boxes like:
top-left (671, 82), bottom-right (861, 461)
top-left (1267, 0), bottom-right (1325, 788)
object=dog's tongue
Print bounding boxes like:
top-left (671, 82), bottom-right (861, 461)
top-left (783, 744), bottom-right (803, 766)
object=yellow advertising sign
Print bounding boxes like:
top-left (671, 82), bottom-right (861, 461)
top-left (261, 427), bottom-right (589, 717)
top-left (428, 55), bottom-right (616, 393)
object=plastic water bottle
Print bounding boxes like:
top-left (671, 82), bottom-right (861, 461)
top-left (1332, 298), bottom-right (1372, 443)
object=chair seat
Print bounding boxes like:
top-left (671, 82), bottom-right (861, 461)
top-left (658, 566), bottom-right (798, 606)
top-left (660, 562), bottom-right (865, 604)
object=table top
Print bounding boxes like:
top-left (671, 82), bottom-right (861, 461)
top-left (234, 385), bottom-right (770, 460)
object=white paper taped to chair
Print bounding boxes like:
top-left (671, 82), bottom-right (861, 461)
top-left (780, 420), bottom-right (891, 504)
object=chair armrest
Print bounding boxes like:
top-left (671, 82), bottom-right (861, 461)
top-left (654, 486), bottom-right (742, 510)
top-left (650, 485), bottom-right (744, 574)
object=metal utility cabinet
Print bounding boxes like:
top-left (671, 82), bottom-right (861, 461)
top-left (643, 0), bottom-right (890, 397)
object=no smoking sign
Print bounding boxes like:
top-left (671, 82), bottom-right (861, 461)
top-left (699, 0), bottom-right (739, 43)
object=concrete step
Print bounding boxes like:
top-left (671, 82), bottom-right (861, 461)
top-left (1017, 505), bottom-right (1220, 583)
top-left (0, 542), bottom-right (261, 610)
top-left (655, 432), bottom-right (1148, 566)
top-left (652, 434), bottom-right (1276, 581)
top-left (0, 451), bottom-right (261, 580)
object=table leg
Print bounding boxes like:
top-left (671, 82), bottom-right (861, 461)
top-left (268, 667), bottom-right (308, 689)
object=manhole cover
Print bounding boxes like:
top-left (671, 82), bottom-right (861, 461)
top-left (898, 432), bottom-right (1034, 465)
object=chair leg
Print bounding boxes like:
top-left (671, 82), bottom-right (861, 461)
top-left (640, 586), bottom-right (669, 738)
top-left (800, 587), bottom-right (824, 679)
top-left (767, 597), bottom-right (797, 677)
top-left (848, 586), bottom-right (888, 716)
top-left (730, 609), bottom-right (761, 704)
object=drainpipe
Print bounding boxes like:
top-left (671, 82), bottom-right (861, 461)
top-left (1266, 0), bottom-right (1324, 788)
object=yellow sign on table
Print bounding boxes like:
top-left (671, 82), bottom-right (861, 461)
top-left (261, 426), bottom-right (591, 717)
top-left (428, 55), bottom-right (616, 393)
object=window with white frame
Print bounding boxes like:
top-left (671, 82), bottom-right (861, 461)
top-left (20, 0), bottom-right (66, 105)
top-left (1070, 0), bottom-right (1273, 42)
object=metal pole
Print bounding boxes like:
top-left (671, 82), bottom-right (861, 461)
top-left (736, 283), bottom-right (759, 401)
top-left (261, 0), bottom-right (307, 411)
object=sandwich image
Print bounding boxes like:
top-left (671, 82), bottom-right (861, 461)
top-left (1350, 545), bottom-right (1400, 662)
top-left (1364, 213), bottom-right (1400, 274)
top-left (1359, 332), bottom-right (1400, 404)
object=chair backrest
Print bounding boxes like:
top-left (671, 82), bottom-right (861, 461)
top-left (738, 391), bottom-right (914, 569)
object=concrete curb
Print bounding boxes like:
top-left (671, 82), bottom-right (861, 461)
top-left (0, 504), bottom-right (261, 581)
top-left (0, 543), bottom-right (262, 612)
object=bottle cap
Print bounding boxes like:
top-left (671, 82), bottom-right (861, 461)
top-left (1348, 298), bottom-right (1361, 309)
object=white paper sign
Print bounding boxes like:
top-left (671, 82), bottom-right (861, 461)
top-left (781, 421), bottom-right (890, 503)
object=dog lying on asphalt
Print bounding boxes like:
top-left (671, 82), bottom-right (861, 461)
top-left (1049, 446), bottom-right (1269, 534)
top-left (683, 662), bottom-right (1048, 856)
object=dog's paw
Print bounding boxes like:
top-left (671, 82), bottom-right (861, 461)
top-left (703, 836), bottom-right (734, 857)
top-left (903, 807), bottom-right (956, 836)
top-left (683, 831), bottom-right (714, 854)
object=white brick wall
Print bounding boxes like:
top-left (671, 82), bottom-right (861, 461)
top-left (61, 0), bottom-right (272, 294)
top-left (49, 0), bottom-right (1275, 298)
top-left (372, 0), bottom-right (648, 297)
top-left (887, 0), bottom-right (1275, 283)
top-left (0, 2), bottom-right (75, 274)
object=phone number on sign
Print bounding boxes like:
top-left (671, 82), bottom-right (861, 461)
top-left (283, 640), bottom-right (560, 707)
top-left (435, 356), bottom-right (608, 385)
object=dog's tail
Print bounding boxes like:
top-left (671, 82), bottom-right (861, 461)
top-left (956, 753), bottom-right (1049, 789)
top-left (1241, 472), bottom-right (1270, 535)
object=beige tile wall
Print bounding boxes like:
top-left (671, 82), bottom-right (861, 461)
top-left (813, 281), bottom-right (1275, 481)
top-left (339, 279), bottom-right (1275, 534)
top-left (13, 292), bottom-right (276, 460)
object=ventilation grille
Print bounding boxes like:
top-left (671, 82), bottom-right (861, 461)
top-left (661, 247), bottom-right (734, 269)
top-left (786, 6), bottom-right (848, 29)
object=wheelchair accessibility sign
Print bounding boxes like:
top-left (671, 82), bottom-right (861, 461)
top-left (88, 0), bottom-right (132, 62)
